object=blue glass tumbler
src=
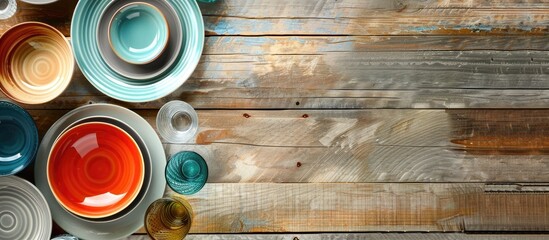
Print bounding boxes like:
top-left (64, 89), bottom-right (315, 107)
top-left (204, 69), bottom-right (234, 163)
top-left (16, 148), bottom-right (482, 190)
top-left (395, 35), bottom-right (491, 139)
top-left (165, 151), bottom-right (208, 195)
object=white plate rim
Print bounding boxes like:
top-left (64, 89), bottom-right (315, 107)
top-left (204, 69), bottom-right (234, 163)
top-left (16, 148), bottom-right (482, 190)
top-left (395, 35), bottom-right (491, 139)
top-left (19, 0), bottom-right (58, 5)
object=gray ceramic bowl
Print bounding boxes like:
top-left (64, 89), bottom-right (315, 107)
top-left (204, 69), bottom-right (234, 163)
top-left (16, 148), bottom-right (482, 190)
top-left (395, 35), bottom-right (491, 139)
top-left (97, 0), bottom-right (183, 81)
top-left (0, 176), bottom-right (52, 240)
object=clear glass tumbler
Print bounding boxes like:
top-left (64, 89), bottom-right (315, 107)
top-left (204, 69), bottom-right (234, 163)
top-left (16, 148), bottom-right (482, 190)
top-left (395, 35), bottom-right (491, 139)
top-left (0, 0), bottom-right (16, 20)
top-left (156, 101), bottom-right (199, 143)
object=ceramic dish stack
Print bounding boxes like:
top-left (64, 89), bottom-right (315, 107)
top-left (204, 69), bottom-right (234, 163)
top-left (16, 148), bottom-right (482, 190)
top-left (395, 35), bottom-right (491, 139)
top-left (35, 104), bottom-right (166, 240)
top-left (71, 0), bottom-right (204, 102)
top-left (47, 121), bottom-right (146, 220)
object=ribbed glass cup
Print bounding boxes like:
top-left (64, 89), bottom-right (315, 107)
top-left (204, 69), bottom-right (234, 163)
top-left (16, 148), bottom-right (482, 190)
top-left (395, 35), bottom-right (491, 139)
top-left (0, 0), bottom-right (16, 20)
top-left (166, 151), bottom-right (208, 195)
top-left (156, 101), bottom-right (199, 143)
top-left (145, 196), bottom-right (193, 240)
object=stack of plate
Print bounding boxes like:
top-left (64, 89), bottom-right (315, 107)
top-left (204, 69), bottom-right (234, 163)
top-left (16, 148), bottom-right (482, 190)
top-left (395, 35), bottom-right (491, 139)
top-left (71, 0), bottom-right (204, 103)
top-left (34, 104), bottom-right (167, 240)
top-left (3, 0), bottom-right (206, 238)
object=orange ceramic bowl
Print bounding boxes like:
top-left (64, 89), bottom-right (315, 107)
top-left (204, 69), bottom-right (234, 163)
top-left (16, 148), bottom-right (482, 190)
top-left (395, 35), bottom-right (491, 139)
top-left (47, 122), bottom-right (144, 219)
top-left (0, 22), bottom-right (74, 104)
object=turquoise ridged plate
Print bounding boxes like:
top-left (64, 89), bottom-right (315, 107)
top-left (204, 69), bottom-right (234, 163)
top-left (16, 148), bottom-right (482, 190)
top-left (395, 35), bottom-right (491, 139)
top-left (71, 0), bottom-right (204, 102)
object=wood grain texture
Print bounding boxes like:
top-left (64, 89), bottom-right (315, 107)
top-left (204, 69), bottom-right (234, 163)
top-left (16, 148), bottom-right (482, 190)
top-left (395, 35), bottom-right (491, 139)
top-left (2, 0), bottom-right (548, 36)
top-left (199, 0), bottom-right (549, 17)
top-left (28, 109), bottom-right (549, 183)
top-left (170, 109), bottom-right (549, 182)
top-left (202, 14), bottom-right (548, 36)
top-left (4, 0), bottom-right (549, 237)
top-left (2, 37), bottom-right (547, 110)
top-left (200, 36), bottom-right (549, 52)
top-left (125, 233), bottom-right (549, 240)
top-left (199, 0), bottom-right (549, 35)
top-left (154, 183), bottom-right (549, 233)
top-left (0, 0), bottom-right (75, 36)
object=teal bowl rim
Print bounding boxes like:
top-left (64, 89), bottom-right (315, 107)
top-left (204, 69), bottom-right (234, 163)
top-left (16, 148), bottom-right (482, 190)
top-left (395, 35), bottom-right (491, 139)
top-left (71, 0), bottom-right (204, 103)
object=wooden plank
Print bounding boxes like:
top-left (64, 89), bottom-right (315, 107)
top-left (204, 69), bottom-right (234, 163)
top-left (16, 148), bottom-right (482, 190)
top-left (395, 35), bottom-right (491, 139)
top-left (2, 0), bottom-right (548, 36)
top-left (198, 0), bottom-right (549, 35)
top-left (201, 2), bottom-right (549, 36)
top-left (159, 183), bottom-right (549, 233)
top-left (171, 109), bottom-right (549, 183)
top-left (11, 89), bottom-right (549, 110)
top-left (200, 36), bottom-right (549, 53)
top-left (27, 109), bottom-right (549, 183)
top-left (2, 43), bottom-right (547, 110)
top-left (165, 144), bottom-right (549, 183)
top-left (203, 14), bottom-right (548, 36)
top-left (0, 0), bottom-right (75, 36)
top-left (199, 0), bottom-right (549, 18)
top-left (126, 233), bottom-right (549, 240)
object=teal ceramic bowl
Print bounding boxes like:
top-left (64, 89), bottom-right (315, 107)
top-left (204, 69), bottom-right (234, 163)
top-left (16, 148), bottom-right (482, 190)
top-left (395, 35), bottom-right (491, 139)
top-left (71, 0), bottom-right (204, 102)
top-left (109, 2), bottom-right (169, 64)
top-left (97, 0), bottom-right (182, 81)
top-left (0, 101), bottom-right (38, 176)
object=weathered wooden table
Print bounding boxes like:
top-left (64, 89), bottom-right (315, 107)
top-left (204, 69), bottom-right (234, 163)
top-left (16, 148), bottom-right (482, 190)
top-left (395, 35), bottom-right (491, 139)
top-left (2, 0), bottom-right (549, 239)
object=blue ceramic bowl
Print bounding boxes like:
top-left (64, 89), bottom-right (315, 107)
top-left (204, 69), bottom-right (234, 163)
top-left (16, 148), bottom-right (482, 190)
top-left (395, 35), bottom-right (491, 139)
top-left (0, 101), bottom-right (38, 175)
top-left (71, 0), bottom-right (204, 103)
top-left (97, 0), bottom-right (182, 81)
top-left (109, 2), bottom-right (169, 64)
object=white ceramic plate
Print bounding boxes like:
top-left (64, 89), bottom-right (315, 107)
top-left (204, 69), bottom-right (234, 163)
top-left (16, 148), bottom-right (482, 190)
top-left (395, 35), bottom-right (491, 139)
top-left (34, 104), bottom-right (166, 240)
top-left (19, 0), bottom-right (57, 4)
top-left (0, 176), bottom-right (51, 240)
